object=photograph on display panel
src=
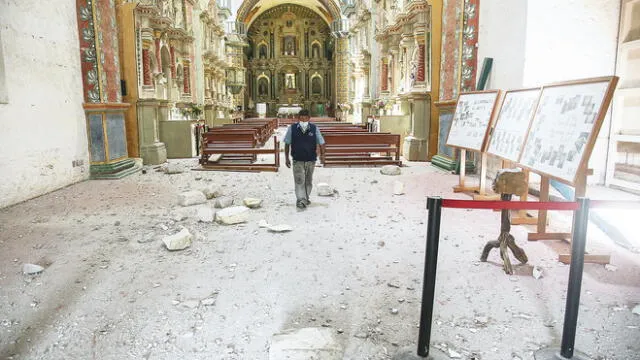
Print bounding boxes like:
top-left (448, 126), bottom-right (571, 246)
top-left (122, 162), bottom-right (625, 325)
top-left (446, 91), bottom-right (500, 152)
top-left (487, 88), bottom-right (541, 162)
top-left (518, 77), bottom-right (618, 185)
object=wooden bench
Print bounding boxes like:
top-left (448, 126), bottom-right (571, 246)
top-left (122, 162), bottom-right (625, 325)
top-left (198, 135), bottom-right (280, 172)
top-left (322, 133), bottom-right (402, 167)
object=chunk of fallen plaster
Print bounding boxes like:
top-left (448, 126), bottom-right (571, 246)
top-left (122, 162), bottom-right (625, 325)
top-left (202, 184), bottom-right (222, 199)
top-left (393, 181), bottom-right (405, 195)
top-left (216, 206), bottom-right (250, 225)
top-left (317, 183), bottom-right (334, 196)
top-left (380, 165), bottom-right (401, 176)
top-left (162, 228), bottom-right (193, 251)
top-left (22, 263), bottom-right (44, 275)
top-left (214, 196), bottom-right (234, 209)
top-left (177, 191), bottom-right (207, 207)
top-left (268, 224), bottom-right (293, 233)
top-left (243, 198), bottom-right (263, 209)
top-left (197, 207), bottom-right (215, 223)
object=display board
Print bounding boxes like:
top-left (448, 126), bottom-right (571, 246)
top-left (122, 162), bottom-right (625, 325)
top-left (446, 90), bottom-right (500, 152)
top-left (519, 76), bottom-right (618, 185)
top-left (487, 88), bottom-right (541, 162)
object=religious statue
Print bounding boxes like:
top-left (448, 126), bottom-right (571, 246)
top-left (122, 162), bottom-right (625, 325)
top-left (312, 77), bottom-right (321, 94)
top-left (410, 47), bottom-right (418, 87)
top-left (285, 74), bottom-right (295, 89)
top-left (259, 45), bottom-right (267, 59)
top-left (312, 45), bottom-right (319, 59)
top-left (174, 2), bottom-right (184, 28)
top-left (258, 79), bottom-right (268, 96)
top-left (162, 0), bottom-right (174, 18)
top-left (284, 37), bottom-right (295, 56)
top-left (155, 72), bottom-right (168, 99)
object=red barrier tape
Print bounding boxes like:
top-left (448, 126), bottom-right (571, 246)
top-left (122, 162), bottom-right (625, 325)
top-left (441, 199), bottom-right (579, 211)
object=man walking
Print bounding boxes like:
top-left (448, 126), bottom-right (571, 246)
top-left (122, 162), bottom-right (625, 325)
top-left (284, 109), bottom-right (326, 209)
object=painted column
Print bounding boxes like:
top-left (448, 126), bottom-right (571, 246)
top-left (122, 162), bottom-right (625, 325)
top-left (381, 58), bottom-right (389, 92)
top-left (75, 0), bottom-right (139, 178)
top-left (170, 45), bottom-right (176, 78)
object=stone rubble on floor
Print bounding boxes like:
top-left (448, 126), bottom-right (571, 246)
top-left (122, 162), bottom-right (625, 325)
top-left (177, 191), bottom-right (207, 207)
top-left (216, 206), bottom-right (250, 225)
top-left (162, 228), bottom-right (193, 251)
top-left (380, 165), bottom-right (401, 176)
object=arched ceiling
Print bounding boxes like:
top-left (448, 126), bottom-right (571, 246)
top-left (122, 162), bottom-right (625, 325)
top-left (237, 0), bottom-right (341, 27)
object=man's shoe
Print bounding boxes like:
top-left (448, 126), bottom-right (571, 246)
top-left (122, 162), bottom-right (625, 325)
top-left (296, 201), bottom-right (307, 209)
top-left (305, 199), bottom-right (311, 205)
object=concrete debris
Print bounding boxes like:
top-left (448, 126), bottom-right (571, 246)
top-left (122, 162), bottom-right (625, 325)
top-left (605, 264), bottom-right (617, 272)
top-left (393, 181), bottom-right (405, 195)
top-left (268, 224), bottom-right (293, 233)
top-left (474, 316), bottom-right (489, 326)
top-left (380, 165), bottom-right (401, 176)
top-left (446, 348), bottom-right (462, 359)
top-left (269, 327), bottom-right (342, 360)
top-left (390, 308), bottom-right (399, 315)
top-left (163, 163), bottom-right (184, 174)
top-left (22, 263), bottom-right (44, 275)
top-left (197, 207), bottom-right (215, 223)
top-left (137, 232), bottom-right (156, 244)
top-left (258, 219), bottom-right (270, 228)
top-left (216, 206), bottom-right (250, 225)
top-left (243, 198), bottom-right (263, 209)
top-left (177, 191), bottom-right (207, 207)
top-left (317, 183), bottom-right (335, 196)
top-left (387, 282), bottom-right (401, 288)
top-left (632, 304), bottom-right (640, 316)
top-left (202, 184), bottom-right (222, 199)
top-left (162, 228), bottom-right (193, 251)
top-left (533, 266), bottom-right (543, 279)
top-left (214, 196), bottom-right (234, 209)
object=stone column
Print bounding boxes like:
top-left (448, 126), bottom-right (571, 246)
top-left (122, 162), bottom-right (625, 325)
top-left (335, 36), bottom-right (349, 105)
top-left (137, 99), bottom-right (167, 164)
top-left (75, 0), bottom-right (140, 178)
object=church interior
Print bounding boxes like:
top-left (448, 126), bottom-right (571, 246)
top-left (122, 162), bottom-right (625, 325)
top-left (1, 1), bottom-right (640, 359)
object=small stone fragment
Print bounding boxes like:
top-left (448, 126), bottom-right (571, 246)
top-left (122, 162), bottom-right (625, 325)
top-left (258, 219), bottom-right (270, 228)
top-left (387, 282), bottom-right (400, 288)
top-left (162, 228), bottom-right (193, 251)
top-left (22, 264), bottom-right (44, 275)
top-left (447, 348), bottom-right (462, 359)
top-left (243, 198), bottom-right (263, 209)
top-left (268, 224), bottom-right (293, 233)
top-left (202, 184), bottom-right (222, 199)
top-left (177, 191), bottom-right (207, 207)
top-left (605, 264), bottom-right (617, 272)
top-left (216, 206), bottom-right (250, 225)
top-left (393, 181), bottom-right (405, 195)
top-left (380, 165), bottom-right (401, 176)
top-left (390, 308), bottom-right (399, 315)
top-left (632, 304), bottom-right (640, 316)
top-left (533, 266), bottom-right (543, 279)
top-left (164, 164), bottom-right (184, 174)
top-left (197, 207), bottom-right (215, 223)
top-left (317, 183), bottom-right (335, 196)
top-left (214, 196), bottom-right (234, 209)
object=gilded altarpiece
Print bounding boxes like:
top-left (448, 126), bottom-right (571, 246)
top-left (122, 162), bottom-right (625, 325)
top-left (245, 5), bottom-right (334, 117)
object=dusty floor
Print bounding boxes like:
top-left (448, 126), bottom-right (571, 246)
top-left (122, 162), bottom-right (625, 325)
top-left (0, 157), bottom-right (639, 360)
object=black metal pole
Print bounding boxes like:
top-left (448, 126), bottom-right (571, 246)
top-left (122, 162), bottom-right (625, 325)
top-left (560, 197), bottom-right (590, 358)
top-left (417, 197), bottom-right (443, 357)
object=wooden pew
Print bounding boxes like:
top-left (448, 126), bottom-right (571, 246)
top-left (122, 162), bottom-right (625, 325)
top-left (199, 135), bottom-right (280, 172)
top-left (322, 133), bottom-right (402, 167)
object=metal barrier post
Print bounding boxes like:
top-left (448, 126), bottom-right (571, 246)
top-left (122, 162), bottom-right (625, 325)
top-left (417, 197), bottom-right (443, 357)
top-left (535, 197), bottom-right (591, 360)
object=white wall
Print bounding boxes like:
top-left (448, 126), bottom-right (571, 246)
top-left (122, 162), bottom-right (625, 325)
top-left (477, 0), bottom-right (621, 185)
top-left (0, 0), bottom-right (89, 208)
top-left (476, 0), bottom-right (528, 90)
top-left (524, 0), bottom-right (620, 185)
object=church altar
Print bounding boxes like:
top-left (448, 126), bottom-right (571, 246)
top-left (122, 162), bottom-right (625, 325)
top-left (277, 105), bottom-right (302, 116)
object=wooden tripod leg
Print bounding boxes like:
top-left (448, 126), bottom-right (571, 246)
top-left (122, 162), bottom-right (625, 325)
top-left (481, 239), bottom-right (500, 262)
top-left (499, 233), bottom-right (513, 275)
top-left (507, 234), bottom-right (528, 264)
